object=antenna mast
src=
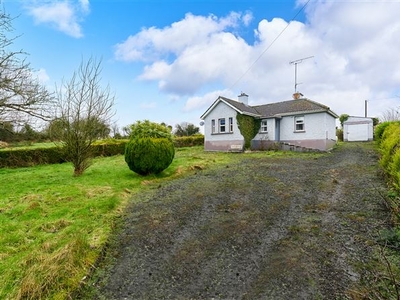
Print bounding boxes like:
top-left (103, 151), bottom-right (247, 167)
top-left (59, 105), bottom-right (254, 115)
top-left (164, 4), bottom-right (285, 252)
top-left (289, 56), bottom-right (314, 93)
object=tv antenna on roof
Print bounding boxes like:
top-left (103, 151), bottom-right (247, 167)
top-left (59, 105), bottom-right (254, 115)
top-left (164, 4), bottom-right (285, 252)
top-left (289, 56), bottom-right (314, 93)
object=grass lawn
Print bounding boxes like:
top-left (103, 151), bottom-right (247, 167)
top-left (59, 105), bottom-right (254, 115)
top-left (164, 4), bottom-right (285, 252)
top-left (0, 145), bottom-right (324, 299)
top-left (0, 146), bottom-right (242, 299)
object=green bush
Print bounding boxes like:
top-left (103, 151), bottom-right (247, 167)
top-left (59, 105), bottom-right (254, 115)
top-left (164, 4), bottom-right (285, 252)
top-left (0, 139), bottom-right (128, 168)
top-left (379, 123), bottom-right (400, 170)
top-left (173, 135), bottom-right (204, 147)
top-left (378, 122), bottom-right (400, 190)
top-left (0, 147), bottom-right (65, 168)
top-left (375, 121), bottom-right (394, 144)
top-left (129, 120), bottom-right (172, 140)
top-left (125, 137), bottom-right (175, 175)
top-left (236, 114), bottom-right (261, 149)
top-left (391, 149), bottom-right (400, 189)
top-left (91, 139), bottom-right (128, 157)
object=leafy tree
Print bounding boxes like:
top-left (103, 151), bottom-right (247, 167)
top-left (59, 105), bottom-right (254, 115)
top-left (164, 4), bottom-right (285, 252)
top-left (174, 122), bottom-right (200, 136)
top-left (339, 114), bottom-right (349, 128)
top-left (54, 57), bottom-right (115, 176)
top-left (18, 123), bottom-right (38, 141)
top-left (129, 119), bottom-right (172, 140)
top-left (0, 8), bottom-right (52, 128)
top-left (372, 117), bottom-right (379, 127)
top-left (0, 121), bottom-right (13, 142)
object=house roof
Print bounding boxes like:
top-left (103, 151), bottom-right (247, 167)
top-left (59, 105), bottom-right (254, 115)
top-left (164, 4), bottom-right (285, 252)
top-left (200, 96), bottom-right (338, 119)
top-left (200, 96), bottom-right (261, 119)
top-left (254, 98), bottom-right (338, 118)
top-left (343, 116), bottom-right (373, 125)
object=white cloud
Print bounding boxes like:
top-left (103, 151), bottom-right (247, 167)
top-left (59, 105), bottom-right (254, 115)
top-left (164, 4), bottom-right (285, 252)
top-left (26, 1), bottom-right (90, 38)
top-left (242, 11), bottom-right (253, 27)
top-left (184, 89), bottom-right (233, 112)
top-left (115, 12), bottom-right (251, 63)
top-left (79, 0), bottom-right (90, 13)
top-left (116, 2), bottom-right (400, 119)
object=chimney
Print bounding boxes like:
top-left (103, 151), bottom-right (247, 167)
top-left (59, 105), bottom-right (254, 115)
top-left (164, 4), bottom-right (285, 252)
top-left (293, 92), bottom-right (304, 100)
top-left (238, 92), bottom-right (249, 105)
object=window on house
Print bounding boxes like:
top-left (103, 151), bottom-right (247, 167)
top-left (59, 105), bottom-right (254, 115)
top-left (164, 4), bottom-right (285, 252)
top-left (211, 119), bottom-right (216, 133)
top-left (261, 120), bottom-right (268, 132)
top-left (229, 117), bottom-right (233, 132)
top-left (219, 118), bottom-right (226, 133)
top-left (295, 116), bottom-right (305, 131)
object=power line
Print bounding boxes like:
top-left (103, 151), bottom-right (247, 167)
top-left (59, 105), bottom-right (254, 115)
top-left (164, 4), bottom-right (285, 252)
top-left (229, 0), bottom-right (312, 90)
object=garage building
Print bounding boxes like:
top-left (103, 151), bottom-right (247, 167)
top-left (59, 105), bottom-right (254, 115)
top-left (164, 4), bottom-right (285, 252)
top-left (343, 116), bottom-right (373, 142)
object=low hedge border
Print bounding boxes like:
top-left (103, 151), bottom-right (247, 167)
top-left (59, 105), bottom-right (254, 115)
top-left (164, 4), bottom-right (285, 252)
top-left (0, 135), bottom-right (204, 168)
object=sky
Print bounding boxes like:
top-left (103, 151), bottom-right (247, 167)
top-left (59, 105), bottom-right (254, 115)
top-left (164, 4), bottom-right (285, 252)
top-left (3, 0), bottom-right (400, 132)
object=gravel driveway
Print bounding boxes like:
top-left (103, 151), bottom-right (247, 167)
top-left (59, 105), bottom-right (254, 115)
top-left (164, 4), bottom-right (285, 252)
top-left (89, 142), bottom-right (390, 299)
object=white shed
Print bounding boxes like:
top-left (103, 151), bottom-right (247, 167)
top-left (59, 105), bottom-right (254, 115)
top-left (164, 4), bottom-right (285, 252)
top-left (343, 116), bottom-right (373, 142)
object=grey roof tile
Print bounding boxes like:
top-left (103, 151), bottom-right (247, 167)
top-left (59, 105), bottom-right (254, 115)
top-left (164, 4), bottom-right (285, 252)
top-left (222, 97), bottom-right (337, 118)
top-left (254, 98), bottom-right (335, 117)
top-left (220, 97), bottom-right (261, 116)
top-left (201, 96), bottom-right (338, 119)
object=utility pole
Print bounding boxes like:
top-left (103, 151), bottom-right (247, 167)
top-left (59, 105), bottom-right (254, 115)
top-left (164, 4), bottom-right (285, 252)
top-left (289, 56), bottom-right (314, 93)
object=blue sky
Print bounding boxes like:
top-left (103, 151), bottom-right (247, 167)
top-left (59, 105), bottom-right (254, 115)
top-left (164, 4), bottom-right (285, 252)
top-left (3, 0), bottom-right (400, 132)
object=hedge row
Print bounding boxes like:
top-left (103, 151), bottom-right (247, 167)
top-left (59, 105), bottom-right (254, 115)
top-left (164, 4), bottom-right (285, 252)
top-left (0, 139), bottom-right (127, 168)
top-left (0, 136), bottom-right (204, 168)
top-left (173, 135), bottom-right (204, 147)
top-left (376, 122), bottom-right (400, 190)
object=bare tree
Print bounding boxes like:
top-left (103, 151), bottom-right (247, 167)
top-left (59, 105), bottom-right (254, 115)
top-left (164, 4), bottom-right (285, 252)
top-left (54, 57), bottom-right (115, 176)
top-left (380, 107), bottom-right (400, 122)
top-left (0, 8), bottom-right (52, 128)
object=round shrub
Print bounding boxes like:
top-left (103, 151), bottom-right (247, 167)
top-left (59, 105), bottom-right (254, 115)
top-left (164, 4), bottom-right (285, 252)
top-left (125, 137), bottom-right (175, 175)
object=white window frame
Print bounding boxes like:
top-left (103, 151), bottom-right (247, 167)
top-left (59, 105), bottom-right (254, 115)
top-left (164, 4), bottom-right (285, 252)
top-left (295, 116), bottom-right (305, 132)
top-left (219, 118), bottom-right (226, 133)
top-left (229, 117), bottom-right (233, 132)
top-left (211, 119), bottom-right (216, 133)
top-left (260, 120), bottom-right (268, 133)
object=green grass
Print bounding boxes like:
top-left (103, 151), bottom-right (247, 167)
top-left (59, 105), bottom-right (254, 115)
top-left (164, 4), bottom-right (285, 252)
top-left (0, 146), bottom-right (244, 299)
top-left (0, 145), bottom-right (322, 299)
top-left (0, 142), bottom-right (56, 151)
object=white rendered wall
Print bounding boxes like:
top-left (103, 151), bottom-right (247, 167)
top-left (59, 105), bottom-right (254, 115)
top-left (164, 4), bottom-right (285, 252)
top-left (254, 118), bottom-right (275, 141)
top-left (203, 101), bottom-right (244, 150)
top-left (343, 117), bottom-right (373, 141)
top-left (279, 112), bottom-right (336, 141)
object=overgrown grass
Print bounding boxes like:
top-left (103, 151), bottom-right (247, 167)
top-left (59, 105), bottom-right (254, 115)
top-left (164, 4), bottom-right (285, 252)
top-left (1, 146), bottom-right (294, 299)
top-left (0, 142), bottom-right (56, 151)
top-left (0, 145), bottom-right (322, 299)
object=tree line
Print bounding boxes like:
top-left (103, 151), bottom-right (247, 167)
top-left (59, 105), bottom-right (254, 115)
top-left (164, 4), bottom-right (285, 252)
top-left (0, 8), bottom-right (200, 175)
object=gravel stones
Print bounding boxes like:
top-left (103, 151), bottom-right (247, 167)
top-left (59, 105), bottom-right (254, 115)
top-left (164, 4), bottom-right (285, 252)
top-left (91, 143), bottom-right (389, 299)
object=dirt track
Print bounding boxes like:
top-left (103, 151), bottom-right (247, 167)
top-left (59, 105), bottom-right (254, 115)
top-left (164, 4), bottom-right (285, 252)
top-left (89, 143), bottom-right (390, 299)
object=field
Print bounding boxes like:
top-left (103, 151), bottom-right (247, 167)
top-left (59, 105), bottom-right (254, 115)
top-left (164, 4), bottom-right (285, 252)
top-left (0, 146), bottom-right (241, 299)
top-left (1, 143), bottom-right (399, 299)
